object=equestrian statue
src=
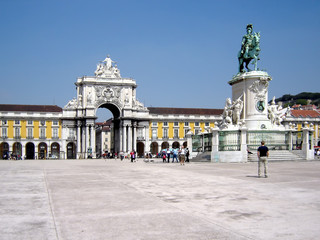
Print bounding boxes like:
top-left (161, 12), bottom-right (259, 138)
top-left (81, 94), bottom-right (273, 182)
top-left (238, 24), bottom-right (261, 73)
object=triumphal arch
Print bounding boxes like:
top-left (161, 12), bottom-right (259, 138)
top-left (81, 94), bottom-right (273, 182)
top-left (62, 56), bottom-right (150, 159)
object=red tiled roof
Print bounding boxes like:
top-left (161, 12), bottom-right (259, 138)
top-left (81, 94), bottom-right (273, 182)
top-left (290, 110), bottom-right (320, 118)
top-left (148, 107), bottom-right (223, 115)
top-left (0, 104), bottom-right (62, 112)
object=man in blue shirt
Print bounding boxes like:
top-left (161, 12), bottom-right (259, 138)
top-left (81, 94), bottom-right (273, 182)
top-left (257, 141), bottom-right (269, 178)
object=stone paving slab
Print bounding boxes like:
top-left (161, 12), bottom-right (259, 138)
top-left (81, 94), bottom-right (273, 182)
top-left (0, 159), bottom-right (319, 240)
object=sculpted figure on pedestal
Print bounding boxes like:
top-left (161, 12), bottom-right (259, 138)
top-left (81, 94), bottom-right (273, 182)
top-left (232, 97), bottom-right (244, 125)
top-left (103, 55), bottom-right (115, 70)
top-left (222, 98), bottom-right (233, 125)
top-left (64, 98), bottom-right (77, 109)
top-left (221, 97), bottom-right (243, 127)
top-left (267, 97), bottom-right (289, 125)
top-left (94, 55), bottom-right (121, 78)
top-left (238, 24), bottom-right (261, 73)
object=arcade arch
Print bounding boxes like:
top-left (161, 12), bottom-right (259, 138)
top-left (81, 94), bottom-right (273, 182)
top-left (0, 142), bottom-right (9, 159)
top-left (161, 142), bottom-right (169, 150)
top-left (150, 142), bottom-right (158, 155)
top-left (26, 142), bottom-right (35, 159)
top-left (38, 142), bottom-right (47, 159)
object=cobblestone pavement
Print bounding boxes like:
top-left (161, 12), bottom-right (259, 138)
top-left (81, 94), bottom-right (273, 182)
top-left (0, 159), bottom-right (319, 240)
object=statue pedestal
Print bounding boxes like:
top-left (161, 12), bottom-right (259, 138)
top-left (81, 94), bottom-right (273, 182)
top-left (229, 71), bottom-right (272, 130)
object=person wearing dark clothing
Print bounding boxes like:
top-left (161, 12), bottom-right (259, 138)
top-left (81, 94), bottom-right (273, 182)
top-left (185, 148), bottom-right (190, 162)
top-left (257, 141), bottom-right (269, 178)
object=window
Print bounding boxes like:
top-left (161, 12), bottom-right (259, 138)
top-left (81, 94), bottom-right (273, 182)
top-left (52, 128), bottom-right (58, 138)
top-left (185, 122), bottom-right (189, 127)
top-left (14, 127), bottom-right (20, 137)
top-left (184, 129), bottom-right (189, 137)
top-left (2, 128), bottom-right (7, 137)
top-left (163, 128), bottom-right (168, 138)
top-left (205, 122), bottom-right (210, 127)
top-left (195, 122), bottom-right (200, 127)
top-left (2, 120), bottom-right (7, 125)
top-left (27, 120), bottom-right (33, 125)
top-left (137, 128), bottom-right (143, 138)
top-left (195, 129), bottom-right (199, 135)
top-left (40, 128), bottom-right (46, 138)
top-left (163, 122), bottom-right (168, 127)
top-left (174, 122), bottom-right (179, 127)
top-left (15, 120), bottom-right (20, 125)
top-left (174, 129), bottom-right (179, 138)
top-left (152, 122), bottom-right (157, 127)
top-left (105, 138), bottom-right (108, 142)
top-left (40, 120), bottom-right (46, 126)
top-left (52, 120), bottom-right (58, 126)
top-left (152, 129), bottom-right (157, 138)
top-left (27, 128), bottom-right (33, 138)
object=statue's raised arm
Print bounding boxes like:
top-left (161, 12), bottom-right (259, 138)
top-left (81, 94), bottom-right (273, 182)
top-left (238, 24), bottom-right (261, 73)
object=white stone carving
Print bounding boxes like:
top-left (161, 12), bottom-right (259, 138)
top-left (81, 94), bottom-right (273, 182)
top-left (78, 94), bottom-right (83, 107)
top-left (232, 96), bottom-right (243, 125)
top-left (133, 99), bottom-right (147, 110)
top-left (221, 98), bottom-right (233, 126)
top-left (249, 79), bottom-right (269, 100)
top-left (95, 86), bottom-right (122, 107)
top-left (94, 55), bottom-right (121, 78)
top-left (221, 96), bottom-right (243, 127)
top-left (87, 90), bottom-right (93, 105)
top-left (267, 96), bottom-right (290, 125)
top-left (64, 97), bottom-right (77, 109)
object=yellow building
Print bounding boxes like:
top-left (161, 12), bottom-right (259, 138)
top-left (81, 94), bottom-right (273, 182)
top-left (0, 104), bottom-right (62, 159)
top-left (145, 107), bottom-right (223, 155)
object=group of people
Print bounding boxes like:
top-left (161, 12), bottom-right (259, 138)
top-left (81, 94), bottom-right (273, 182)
top-left (2, 153), bottom-right (23, 160)
top-left (160, 147), bottom-right (190, 165)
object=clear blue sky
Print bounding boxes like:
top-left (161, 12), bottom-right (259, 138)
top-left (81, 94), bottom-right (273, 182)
top-left (1, 0), bottom-right (319, 121)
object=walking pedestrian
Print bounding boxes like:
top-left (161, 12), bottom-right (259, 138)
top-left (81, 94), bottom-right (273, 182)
top-left (257, 141), bottom-right (269, 178)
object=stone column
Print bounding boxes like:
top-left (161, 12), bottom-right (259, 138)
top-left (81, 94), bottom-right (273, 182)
top-left (186, 131), bottom-right (193, 154)
top-left (211, 127), bottom-right (219, 162)
top-left (127, 123), bottom-right (132, 152)
top-left (240, 127), bottom-right (248, 162)
top-left (302, 127), bottom-right (314, 160)
top-left (77, 122), bottom-right (81, 159)
top-left (85, 124), bottom-right (89, 158)
top-left (82, 124), bottom-right (86, 158)
top-left (314, 123), bottom-right (319, 146)
top-left (288, 130), bottom-right (293, 151)
top-left (145, 125), bottom-right (150, 153)
top-left (122, 124), bottom-right (127, 153)
top-left (91, 124), bottom-right (96, 157)
top-left (133, 123), bottom-right (137, 151)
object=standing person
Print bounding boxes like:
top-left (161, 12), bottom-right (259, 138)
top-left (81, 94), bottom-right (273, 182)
top-left (162, 152), bottom-right (167, 163)
top-left (120, 151), bottom-right (124, 161)
top-left (185, 148), bottom-right (190, 162)
top-left (166, 148), bottom-right (171, 163)
top-left (130, 150), bottom-right (136, 162)
top-left (172, 148), bottom-right (179, 163)
top-left (179, 146), bottom-right (186, 165)
top-left (257, 141), bottom-right (269, 178)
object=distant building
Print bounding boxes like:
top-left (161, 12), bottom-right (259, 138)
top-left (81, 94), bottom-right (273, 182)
top-left (0, 104), bottom-right (62, 159)
top-left (1, 104), bottom-right (319, 159)
top-left (95, 119), bottom-right (112, 157)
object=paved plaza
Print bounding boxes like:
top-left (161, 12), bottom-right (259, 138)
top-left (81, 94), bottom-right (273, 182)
top-left (0, 159), bottom-right (319, 240)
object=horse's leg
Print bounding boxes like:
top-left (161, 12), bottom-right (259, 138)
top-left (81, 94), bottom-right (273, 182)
top-left (245, 60), bottom-right (251, 72)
